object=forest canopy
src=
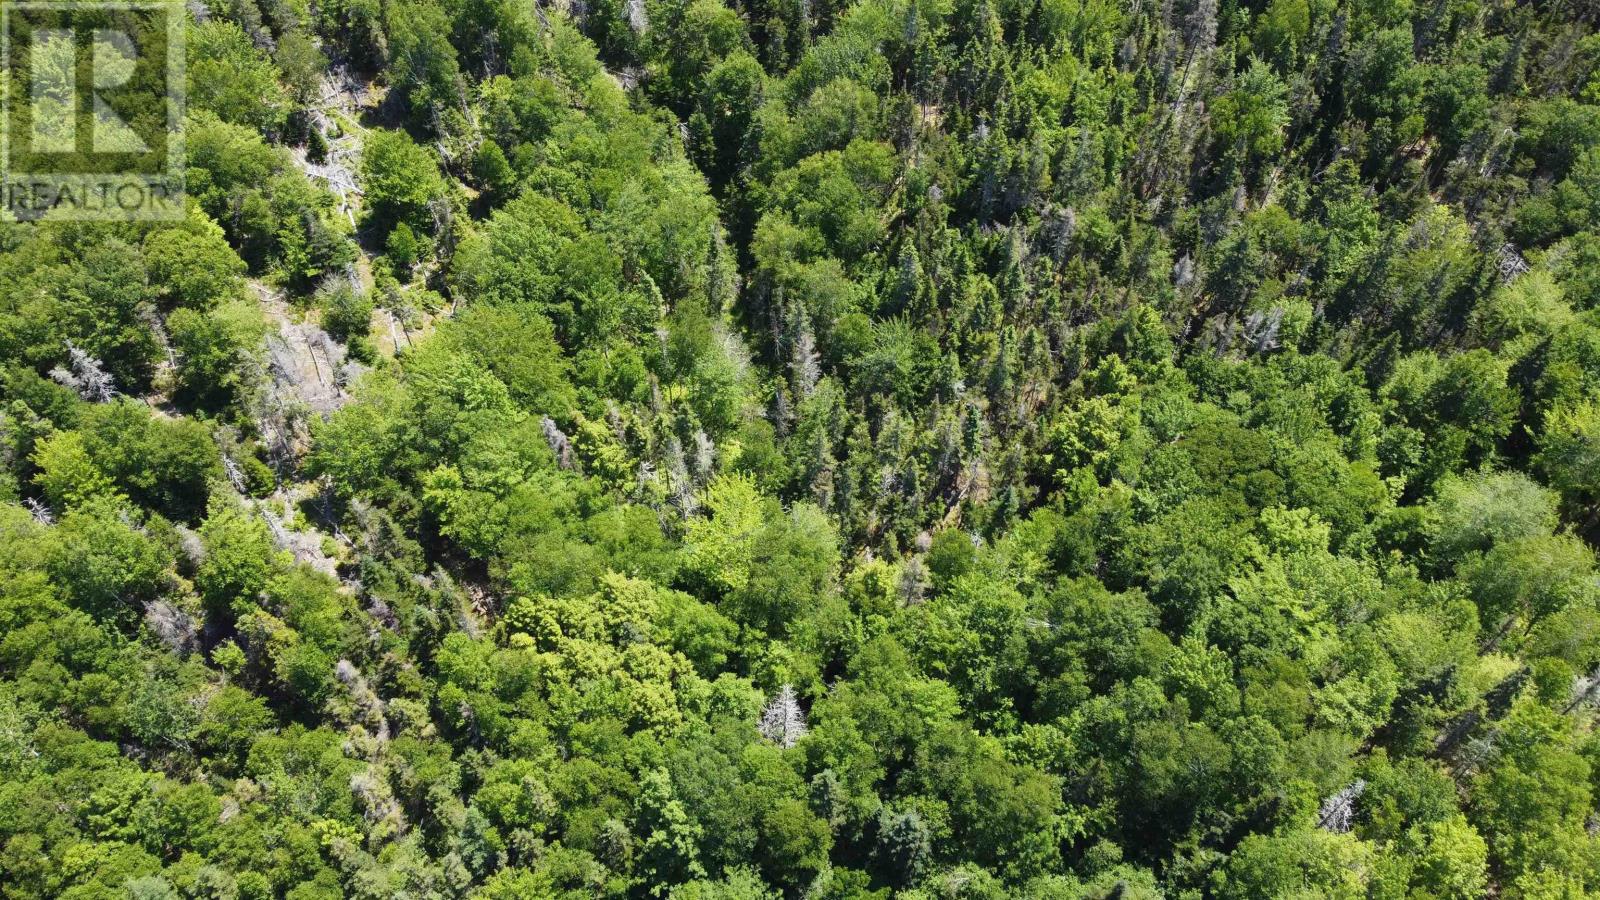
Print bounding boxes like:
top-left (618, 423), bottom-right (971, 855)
top-left (2, 0), bottom-right (1600, 898)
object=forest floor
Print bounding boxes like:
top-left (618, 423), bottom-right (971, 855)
top-left (238, 59), bottom-right (457, 595)
top-left (241, 65), bottom-right (379, 590)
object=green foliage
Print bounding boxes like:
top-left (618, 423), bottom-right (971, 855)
top-left (167, 300), bottom-right (268, 414)
top-left (46, 495), bottom-right (171, 625)
top-left (196, 495), bottom-right (280, 620)
top-left (73, 400), bottom-right (225, 523)
top-left (187, 21), bottom-right (290, 133)
top-left (2, 0), bottom-right (1599, 897)
top-left (184, 113), bottom-right (355, 282)
top-left (316, 282), bottom-right (375, 363)
top-left (361, 129), bottom-right (448, 234)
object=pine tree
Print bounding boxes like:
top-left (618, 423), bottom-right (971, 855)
top-left (49, 342), bottom-right (118, 402)
top-left (758, 684), bottom-right (809, 748)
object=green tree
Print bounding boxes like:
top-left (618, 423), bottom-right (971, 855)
top-left (167, 300), bottom-right (267, 414)
top-left (361, 129), bottom-right (448, 233)
top-left (187, 21), bottom-right (290, 133)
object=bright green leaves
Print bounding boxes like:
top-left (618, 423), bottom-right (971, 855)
top-left (360, 129), bottom-right (449, 236)
top-left (684, 475), bottom-right (772, 596)
top-left (187, 21), bottom-right (289, 134)
top-left (46, 496), bottom-right (170, 626)
top-left (167, 300), bottom-right (268, 416)
top-left (1212, 61), bottom-right (1291, 179)
top-left (684, 475), bottom-right (839, 638)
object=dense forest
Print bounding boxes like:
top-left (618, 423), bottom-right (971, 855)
top-left (2, 0), bottom-right (1599, 896)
